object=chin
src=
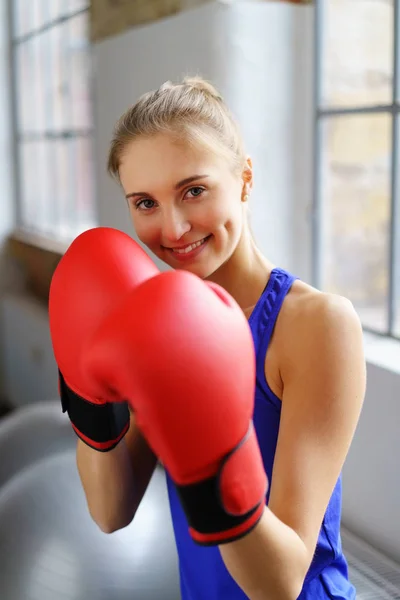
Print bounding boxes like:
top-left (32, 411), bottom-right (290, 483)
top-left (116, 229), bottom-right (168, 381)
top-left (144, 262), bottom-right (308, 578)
top-left (172, 262), bottom-right (209, 279)
top-left (156, 243), bottom-right (227, 279)
top-left (170, 257), bottom-right (222, 280)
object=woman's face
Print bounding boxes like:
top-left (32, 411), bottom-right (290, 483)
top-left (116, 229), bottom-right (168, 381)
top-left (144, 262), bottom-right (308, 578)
top-left (118, 132), bottom-right (251, 279)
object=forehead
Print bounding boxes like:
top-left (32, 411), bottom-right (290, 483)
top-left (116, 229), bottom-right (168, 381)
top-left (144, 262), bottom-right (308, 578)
top-left (118, 133), bottom-right (229, 191)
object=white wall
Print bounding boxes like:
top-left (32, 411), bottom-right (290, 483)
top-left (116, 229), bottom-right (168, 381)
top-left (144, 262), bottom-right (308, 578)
top-left (342, 354), bottom-right (400, 563)
top-left (0, 293), bottom-right (59, 407)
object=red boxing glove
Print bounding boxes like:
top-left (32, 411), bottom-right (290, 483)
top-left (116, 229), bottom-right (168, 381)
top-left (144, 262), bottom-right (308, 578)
top-left (49, 226), bottom-right (159, 451)
top-left (83, 270), bottom-right (268, 543)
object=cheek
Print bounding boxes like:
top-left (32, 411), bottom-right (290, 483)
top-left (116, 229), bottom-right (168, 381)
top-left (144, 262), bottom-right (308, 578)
top-left (200, 191), bottom-right (238, 226)
top-left (130, 212), bottom-right (160, 248)
top-left (197, 204), bottom-right (225, 231)
top-left (208, 192), bottom-right (243, 233)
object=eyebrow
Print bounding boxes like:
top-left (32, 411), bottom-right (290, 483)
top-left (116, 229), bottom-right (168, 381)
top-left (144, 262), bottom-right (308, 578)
top-left (125, 174), bottom-right (209, 199)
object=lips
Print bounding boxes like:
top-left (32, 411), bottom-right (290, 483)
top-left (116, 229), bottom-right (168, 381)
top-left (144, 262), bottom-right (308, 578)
top-left (164, 235), bottom-right (212, 262)
top-left (170, 236), bottom-right (209, 255)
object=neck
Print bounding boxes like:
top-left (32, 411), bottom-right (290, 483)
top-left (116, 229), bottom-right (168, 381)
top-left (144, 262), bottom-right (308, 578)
top-left (206, 226), bottom-right (275, 315)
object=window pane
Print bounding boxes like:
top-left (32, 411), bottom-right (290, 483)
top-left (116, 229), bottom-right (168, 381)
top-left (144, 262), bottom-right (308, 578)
top-left (51, 137), bottom-right (95, 240)
top-left (34, 0), bottom-right (69, 30)
top-left (14, 3), bottom-right (95, 242)
top-left (13, 0), bottom-right (33, 37)
top-left (19, 143), bottom-right (37, 230)
top-left (19, 141), bottom-right (50, 232)
top-left (68, 0), bottom-right (89, 13)
top-left (35, 33), bottom-right (51, 132)
top-left (13, 0), bottom-right (70, 37)
top-left (321, 0), bottom-right (394, 108)
top-left (15, 39), bottom-right (47, 134)
top-left (73, 137), bottom-right (96, 229)
top-left (48, 24), bottom-right (71, 132)
top-left (15, 42), bottom-right (34, 132)
top-left (319, 113), bottom-right (392, 333)
top-left (69, 14), bottom-right (92, 129)
top-left (32, 0), bottom-right (49, 31)
top-left (48, 0), bottom-right (68, 22)
top-left (42, 140), bottom-right (60, 233)
top-left (54, 139), bottom-right (74, 239)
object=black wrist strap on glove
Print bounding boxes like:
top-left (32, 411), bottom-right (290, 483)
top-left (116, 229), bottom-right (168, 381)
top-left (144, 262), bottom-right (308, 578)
top-left (176, 475), bottom-right (264, 546)
top-left (174, 423), bottom-right (268, 546)
top-left (58, 370), bottom-right (130, 452)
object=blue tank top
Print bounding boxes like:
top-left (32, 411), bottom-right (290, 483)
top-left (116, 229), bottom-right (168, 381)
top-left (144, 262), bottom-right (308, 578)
top-left (165, 267), bottom-right (356, 600)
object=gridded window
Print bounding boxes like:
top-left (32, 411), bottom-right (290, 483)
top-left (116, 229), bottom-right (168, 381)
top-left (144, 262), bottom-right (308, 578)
top-left (10, 0), bottom-right (97, 243)
top-left (314, 0), bottom-right (400, 339)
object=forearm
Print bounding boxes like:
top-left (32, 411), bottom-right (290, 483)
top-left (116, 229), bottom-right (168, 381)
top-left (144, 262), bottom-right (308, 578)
top-left (76, 437), bottom-right (136, 533)
top-left (219, 507), bottom-right (309, 600)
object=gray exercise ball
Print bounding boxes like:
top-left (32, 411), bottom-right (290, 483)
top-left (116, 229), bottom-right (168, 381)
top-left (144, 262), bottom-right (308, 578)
top-left (0, 452), bottom-right (180, 600)
top-left (0, 401), bottom-right (180, 600)
top-left (0, 400), bottom-right (75, 487)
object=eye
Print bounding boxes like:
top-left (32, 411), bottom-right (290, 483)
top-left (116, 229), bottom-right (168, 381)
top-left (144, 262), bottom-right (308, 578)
top-left (135, 198), bottom-right (156, 211)
top-left (186, 186), bottom-right (205, 199)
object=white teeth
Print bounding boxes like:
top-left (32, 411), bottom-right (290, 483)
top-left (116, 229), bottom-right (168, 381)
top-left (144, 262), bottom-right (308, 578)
top-left (172, 238), bottom-right (207, 254)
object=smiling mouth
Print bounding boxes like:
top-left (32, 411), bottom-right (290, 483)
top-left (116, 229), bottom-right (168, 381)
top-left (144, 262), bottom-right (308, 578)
top-left (167, 235), bottom-right (211, 255)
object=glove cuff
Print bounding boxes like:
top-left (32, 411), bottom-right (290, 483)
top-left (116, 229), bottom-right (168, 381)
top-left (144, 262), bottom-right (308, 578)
top-left (175, 422), bottom-right (268, 546)
top-left (58, 370), bottom-right (130, 452)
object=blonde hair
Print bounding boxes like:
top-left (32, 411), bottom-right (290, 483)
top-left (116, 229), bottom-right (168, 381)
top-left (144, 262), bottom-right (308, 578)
top-left (107, 76), bottom-right (246, 180)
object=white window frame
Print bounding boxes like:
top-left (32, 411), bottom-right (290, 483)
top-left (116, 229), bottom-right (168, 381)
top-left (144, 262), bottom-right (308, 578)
top-left (7, 1), bottom-right (96, 249)
top-left (313, 0), bottom-right (400, 341)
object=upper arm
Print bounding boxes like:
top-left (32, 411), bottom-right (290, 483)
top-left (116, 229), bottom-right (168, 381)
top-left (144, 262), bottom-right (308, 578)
top-left (125, 408), bottom-right (158, 509)
top-left (267, 294), bottom-right (366, 568)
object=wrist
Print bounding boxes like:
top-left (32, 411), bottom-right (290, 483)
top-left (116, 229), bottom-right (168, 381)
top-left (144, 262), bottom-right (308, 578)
top-left (172, 421), bottom-right (268, 546)
top-left (59, 370), bottom-right (130, 452)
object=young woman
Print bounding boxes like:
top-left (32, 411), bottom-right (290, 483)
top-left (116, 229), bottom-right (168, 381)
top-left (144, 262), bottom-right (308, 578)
top-left (76, 76), bottom-right (366, 599)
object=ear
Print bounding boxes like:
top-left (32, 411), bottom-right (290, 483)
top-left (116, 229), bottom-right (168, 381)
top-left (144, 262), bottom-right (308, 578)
top-left (241, 156), bottom-right (254, 202)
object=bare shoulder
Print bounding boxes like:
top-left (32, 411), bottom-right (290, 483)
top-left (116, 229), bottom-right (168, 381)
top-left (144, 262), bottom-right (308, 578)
top-left (283, 279), bottom-right (361, 328)
top-left (264, 280), bottom-right (366, 567)
top-left (275, 279), bottom-right (365, 379)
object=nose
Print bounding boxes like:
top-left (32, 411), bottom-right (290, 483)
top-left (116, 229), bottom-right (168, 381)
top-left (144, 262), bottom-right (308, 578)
top-left (161, 206), bottom-right (191, 244)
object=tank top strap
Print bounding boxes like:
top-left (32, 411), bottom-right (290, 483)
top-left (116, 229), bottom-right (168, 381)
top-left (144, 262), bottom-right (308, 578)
top-left (249, 267), bottom-right (298, 378)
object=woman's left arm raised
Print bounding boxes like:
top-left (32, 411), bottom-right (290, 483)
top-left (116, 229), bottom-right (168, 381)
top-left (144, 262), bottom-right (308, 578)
top-left (219, 293), bottom-right (366, 600)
